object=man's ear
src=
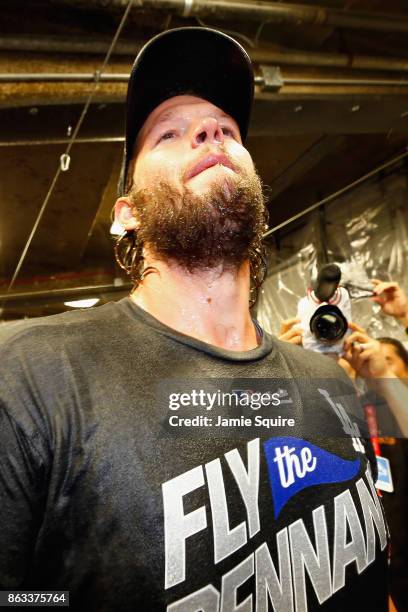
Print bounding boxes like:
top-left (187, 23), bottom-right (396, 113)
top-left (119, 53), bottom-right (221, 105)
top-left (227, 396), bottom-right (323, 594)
top-left (114, 197), bottom-right (140, 231)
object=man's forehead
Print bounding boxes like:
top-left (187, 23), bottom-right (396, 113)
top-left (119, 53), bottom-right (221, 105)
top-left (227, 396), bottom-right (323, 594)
top-left (138, 95), bottom-right (236, 142)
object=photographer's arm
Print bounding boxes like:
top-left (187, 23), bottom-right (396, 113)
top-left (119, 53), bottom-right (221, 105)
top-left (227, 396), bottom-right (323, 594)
top-left (343, 330), bottom-right (408, 438)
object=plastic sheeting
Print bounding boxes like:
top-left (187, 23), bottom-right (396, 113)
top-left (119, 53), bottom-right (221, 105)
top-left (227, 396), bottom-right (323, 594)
top-left (257, 166), bottom-right (408, 345)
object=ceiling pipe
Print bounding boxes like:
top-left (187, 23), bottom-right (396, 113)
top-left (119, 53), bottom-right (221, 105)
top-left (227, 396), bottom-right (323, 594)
top-left (273, 76), bottom-right (408, 88)
top-left (49, 0), bottom-right (408, 35)
top-left (0, 73), bottom-right (129, 82)
top-left (0, 137), bottom-right (124, 147)
top-left (251, 49), bottom-right (408, 73)
top-left (2, 35), bottom-right (408, 73)
top-left (2, 72), bottom-right (408, 90)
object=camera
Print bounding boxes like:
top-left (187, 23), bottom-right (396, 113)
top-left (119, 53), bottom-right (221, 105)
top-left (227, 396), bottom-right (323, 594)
top-left (297, 264), bottom-right (352, 354)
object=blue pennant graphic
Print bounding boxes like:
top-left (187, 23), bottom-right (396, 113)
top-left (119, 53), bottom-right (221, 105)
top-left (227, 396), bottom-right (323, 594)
top-left (264, 437), bottom-right (361, 518)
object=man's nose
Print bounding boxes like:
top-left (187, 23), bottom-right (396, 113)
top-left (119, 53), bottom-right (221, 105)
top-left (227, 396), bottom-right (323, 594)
top-left (191, 117), bottom-right (224, 148)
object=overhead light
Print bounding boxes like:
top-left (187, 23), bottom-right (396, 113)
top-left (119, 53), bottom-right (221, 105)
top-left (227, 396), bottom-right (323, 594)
top-left (64, 299), bottom-right (100, 308)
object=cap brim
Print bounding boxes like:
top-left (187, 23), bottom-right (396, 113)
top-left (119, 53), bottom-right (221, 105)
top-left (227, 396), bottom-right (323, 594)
top-left (119, 27), bottom-right (254, 195)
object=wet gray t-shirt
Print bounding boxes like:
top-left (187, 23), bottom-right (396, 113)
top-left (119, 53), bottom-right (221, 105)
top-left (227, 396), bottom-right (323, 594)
top-left (0, 299), bottom-right (388, 611)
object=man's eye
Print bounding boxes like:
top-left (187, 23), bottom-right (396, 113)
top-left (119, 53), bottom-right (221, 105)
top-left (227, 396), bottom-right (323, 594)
top-left (157, 131), bottom-right (176, 143)
top-left (221, 127), bottom-right (234, 137)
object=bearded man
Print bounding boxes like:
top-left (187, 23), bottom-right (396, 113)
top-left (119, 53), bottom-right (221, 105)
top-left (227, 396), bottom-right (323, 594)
top-left (0, 28), bottom-right (388, 611)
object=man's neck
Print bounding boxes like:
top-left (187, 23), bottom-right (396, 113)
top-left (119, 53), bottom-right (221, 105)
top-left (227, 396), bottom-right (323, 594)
top-left (130, 258), bottom-right (259, 351)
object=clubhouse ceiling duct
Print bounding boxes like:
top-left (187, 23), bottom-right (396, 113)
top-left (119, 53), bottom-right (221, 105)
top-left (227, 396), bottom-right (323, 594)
top-left (50, 0), bottom-right (408, 35)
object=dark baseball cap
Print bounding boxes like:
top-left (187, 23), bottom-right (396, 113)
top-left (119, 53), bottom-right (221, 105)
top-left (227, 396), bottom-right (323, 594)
top-left (118, 26), bottom-right (254, 195)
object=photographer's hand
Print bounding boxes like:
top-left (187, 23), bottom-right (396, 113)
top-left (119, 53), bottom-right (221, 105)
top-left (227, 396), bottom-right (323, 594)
top-left (343, 329), bottom-right (393, 379)
top-left (278, 317), bottom-right (303, 345)
top-left (344, 326), bottom-right (408, 437)
top-left (371, 279), bottom-right (408, 327)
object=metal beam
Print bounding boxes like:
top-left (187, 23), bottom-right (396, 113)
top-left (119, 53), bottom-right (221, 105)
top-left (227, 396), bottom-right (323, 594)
top-left (2, 35), bottom-right (408, 73)
top-left (0, 283), bottom-right (131, 303)
top-left (263, 147), bottom-right (408, 238)
top-left (2, 96), bottom-right (408, 144)
top-left (0, 35), bottom-right (140, 56)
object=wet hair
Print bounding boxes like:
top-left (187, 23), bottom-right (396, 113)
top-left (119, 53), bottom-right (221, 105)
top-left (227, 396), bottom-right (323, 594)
top-left (377, 337), bottom-right (408, 369)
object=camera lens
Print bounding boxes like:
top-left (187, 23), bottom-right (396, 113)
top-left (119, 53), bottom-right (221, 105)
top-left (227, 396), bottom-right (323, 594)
top-left (309, 305), bottom-right (348, 342)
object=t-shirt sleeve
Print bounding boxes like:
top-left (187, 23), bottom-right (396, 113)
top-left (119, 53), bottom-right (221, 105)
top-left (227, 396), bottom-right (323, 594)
top-left (0, 404), bottom-right (48, 588)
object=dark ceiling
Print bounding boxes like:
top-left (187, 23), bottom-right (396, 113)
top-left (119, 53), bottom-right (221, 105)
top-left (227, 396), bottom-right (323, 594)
top-left (1, 0), bottom-right (408, 319)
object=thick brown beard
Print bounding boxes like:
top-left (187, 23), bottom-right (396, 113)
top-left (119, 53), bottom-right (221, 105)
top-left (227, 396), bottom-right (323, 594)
top-left (128, 170), bottom-right (267, 274)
